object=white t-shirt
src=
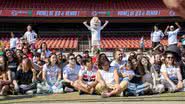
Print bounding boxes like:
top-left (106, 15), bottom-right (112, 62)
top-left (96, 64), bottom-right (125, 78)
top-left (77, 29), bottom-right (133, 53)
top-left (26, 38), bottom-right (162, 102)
top-left (167, 28), bottom-right (180, 45)
top-left (24, 31), bottom-right (37, 44)
top-left (110, 60), bottom-right (127, 71)
top-left (37, 49), bottom-right (51, 58)
top-left (151, 30), bottom-right (164, 42)
top-left (120, 68), bottom-right (135, 80)
top-left (122, 56), bottom-right (128, 64)
top-left (16, 40), bottom-right (21, 50)
top-left (98, 67), bottom-right (115, 85)
top-left (88, 27), bottom-right (103, 46)
top-left (10, 37), bottom-right (18, 49)
top-left (43, 64), bottom-right (61, 85)
top-left (63, 64), bottom-right (81, 81)
top-left (160, 64), bottom-right (180, 79)
top-left (120, 68), bottom-right (135, 76)
top-left (78, 67), bottom-right (97, 84)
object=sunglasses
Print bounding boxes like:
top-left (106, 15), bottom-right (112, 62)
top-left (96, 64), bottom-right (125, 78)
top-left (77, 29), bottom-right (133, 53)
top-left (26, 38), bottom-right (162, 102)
top-left (70, 58), bottom-right (75, 60)
top-left (167, 56), bottom-right (174, 59)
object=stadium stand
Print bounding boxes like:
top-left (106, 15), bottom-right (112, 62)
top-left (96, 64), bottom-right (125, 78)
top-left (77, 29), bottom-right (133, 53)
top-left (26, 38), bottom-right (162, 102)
top-left (0, 0), bottom-right (166, 10)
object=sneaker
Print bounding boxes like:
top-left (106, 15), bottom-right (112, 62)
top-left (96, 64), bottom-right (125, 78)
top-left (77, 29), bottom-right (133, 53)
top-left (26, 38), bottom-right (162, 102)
top-left (26, 89), bottom-right (37, 95)
top-left (64, 87), bottom-right (74, 92)
top-left (101, 92), bottom-right (110, 98)
top-left (53, 88), bottom-right (63, 94)
top-left (37, 88), bottom-right (42, 94)
top-left (119, 92), bottom-right (124, 97)
top-left (37, 83), bottom-right (42, 89)
top-left (168, 88), bottom-right (175, 93)
top-left (180, 88), bottom-right (185, 92)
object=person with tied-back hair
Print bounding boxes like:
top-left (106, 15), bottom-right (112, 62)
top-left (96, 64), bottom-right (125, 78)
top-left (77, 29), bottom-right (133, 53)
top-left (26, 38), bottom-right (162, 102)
top-left (129, 52), bottom-right (137, 59)
top-left (37, 42), bottom-right (51, 58)
top-left (0, 55), bottom-right (12, 95)
top-left (151, 24), bottom-right (164, 48)
top-left (95, 53), bottom-right (127, 98)
top-left (160, 52), bottom-right (184, 92)
top-left (37, 53), bottom-right (63, 94)
top-left (13, 57), bottom-right (37, 94)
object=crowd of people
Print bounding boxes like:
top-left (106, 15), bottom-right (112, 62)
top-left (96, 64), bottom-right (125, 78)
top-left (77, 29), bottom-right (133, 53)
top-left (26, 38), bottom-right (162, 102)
top-left (0, 23), bottom-right (185, 98)
top-left (0, 0), bottom-right (185, 99)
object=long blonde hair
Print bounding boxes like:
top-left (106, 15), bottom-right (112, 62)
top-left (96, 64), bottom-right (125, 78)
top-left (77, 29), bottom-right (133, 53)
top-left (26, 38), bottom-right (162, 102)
top-left (0, 56), bottom-right (8, 73)
top-left (20, 58), bottom-right (33, 72)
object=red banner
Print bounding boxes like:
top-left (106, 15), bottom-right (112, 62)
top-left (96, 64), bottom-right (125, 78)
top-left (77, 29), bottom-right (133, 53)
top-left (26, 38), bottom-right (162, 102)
top-left (0, 10), bottom-right (33, 17)
top-left (33, 10), bottom-right (87, 17)
top-left (0, 9), bottom-right (178, 17)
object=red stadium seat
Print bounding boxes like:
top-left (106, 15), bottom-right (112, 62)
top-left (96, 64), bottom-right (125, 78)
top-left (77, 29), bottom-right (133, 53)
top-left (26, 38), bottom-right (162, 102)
top-left (0, 0), bottom-right (166, 10)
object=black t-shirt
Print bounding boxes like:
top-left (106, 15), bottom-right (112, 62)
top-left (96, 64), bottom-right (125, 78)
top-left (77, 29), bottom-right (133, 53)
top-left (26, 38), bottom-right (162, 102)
top-left (8, 60), bottom-right (18, 72)
top-left (130, 69), bottom-right (142, 84)
top-left (15, 69), bottom-right (33, 85)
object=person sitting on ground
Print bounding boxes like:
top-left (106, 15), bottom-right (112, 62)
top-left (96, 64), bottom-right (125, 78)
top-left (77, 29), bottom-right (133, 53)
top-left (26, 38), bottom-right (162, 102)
top-left (63, 53), bottom-right (81, 92)
top-left (75, 57), bottom-right (98, 95)
top-left (95, 54), bottom-right (127, 97)
top-left (0, 56), bottom-right (12, 95)
top-left (120, 62), bottom-right (135, 82)
top-left (160, 52), bottom-right (184, 92)
top-left (37, 53), bottom-right (63, 94)
top-left (4, 49), bottom-right (19, 80)
top-left (37, 42), bottom-right (51, 58)
top-left (13, 57), bottom-right (37, 94)
top-left (125, 56), bottom-right (152, 96)
top-left (76, 54), bottom-right (83, 67)
top-left (150, 52), bottom-right (165, 93)
top-left (111, 49), bottom-right (127, 72)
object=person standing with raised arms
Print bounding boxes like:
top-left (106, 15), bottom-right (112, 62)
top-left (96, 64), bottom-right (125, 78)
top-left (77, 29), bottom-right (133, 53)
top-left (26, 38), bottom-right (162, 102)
top-left (83, 17), bottom-right (109, 55)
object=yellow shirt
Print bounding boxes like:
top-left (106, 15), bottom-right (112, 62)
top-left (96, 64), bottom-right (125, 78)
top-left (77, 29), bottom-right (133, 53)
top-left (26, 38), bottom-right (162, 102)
top-left (0, 41), bottom-right (4, 47)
